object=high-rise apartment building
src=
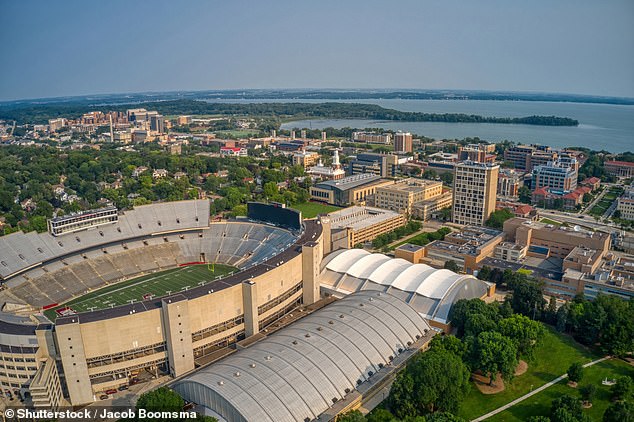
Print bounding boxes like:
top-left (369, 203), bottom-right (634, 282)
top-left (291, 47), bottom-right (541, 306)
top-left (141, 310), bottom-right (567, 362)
top-left (452, 161), bottom-right (499, 226)
top-left (394, 132), bottom-right (413, 153)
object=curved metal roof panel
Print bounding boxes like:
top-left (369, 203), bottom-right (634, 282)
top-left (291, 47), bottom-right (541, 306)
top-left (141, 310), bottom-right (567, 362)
top-left (174, 291), bottom-right (430, 422)
top-left (389, 264), bottom-right (436, 292)
top-left (346, 254), bottom-right (392, 279)
top-left (325, 248), bottom-right (370, 273)
top-left (415, 271), bottom-right (463, 299)
top-left (367, 258), bottom-right (411, 285)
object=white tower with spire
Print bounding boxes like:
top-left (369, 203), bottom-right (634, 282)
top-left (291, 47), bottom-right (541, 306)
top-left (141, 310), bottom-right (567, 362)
top-left (333, 149), bottom-right (341, 169)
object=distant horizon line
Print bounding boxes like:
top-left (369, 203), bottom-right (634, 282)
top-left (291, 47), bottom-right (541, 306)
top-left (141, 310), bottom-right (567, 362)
top-left (2, 88), bottom-right (634, 105)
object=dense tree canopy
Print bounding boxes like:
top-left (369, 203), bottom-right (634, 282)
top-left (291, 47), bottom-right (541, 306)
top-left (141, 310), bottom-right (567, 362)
top-left (467, 331), bottom-right (518, 385)
top-left (389, 349), bottom-right (470, 418)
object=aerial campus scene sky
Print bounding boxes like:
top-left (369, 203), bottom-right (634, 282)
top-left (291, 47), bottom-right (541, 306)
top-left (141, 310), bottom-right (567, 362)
top-left (1, 0), bottom-right (633, 101)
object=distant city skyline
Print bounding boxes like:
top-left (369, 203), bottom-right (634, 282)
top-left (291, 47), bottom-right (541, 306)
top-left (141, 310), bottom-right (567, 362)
top-left (1, 0), bottom-right (633, 101)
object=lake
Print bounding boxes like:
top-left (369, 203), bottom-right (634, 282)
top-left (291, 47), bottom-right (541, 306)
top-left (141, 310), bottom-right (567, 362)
top-left (234, 98), bottom-right (634, 152)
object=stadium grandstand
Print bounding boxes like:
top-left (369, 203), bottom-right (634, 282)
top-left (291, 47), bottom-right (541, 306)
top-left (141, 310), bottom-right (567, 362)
top-left (174, 291), bottom-right (434, 422)
top-left (0, 200), bottom-right (326, 409)
top-left (318, 249), bottom-right (494, 330)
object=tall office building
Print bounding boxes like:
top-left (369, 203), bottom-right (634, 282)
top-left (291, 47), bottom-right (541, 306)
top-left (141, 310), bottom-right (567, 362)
top-left (150, 115), bottom-right (165, 133)
top-left (394, 132), bottom-right (413, 153)
top-left (452, 161), bottom-right (499, 226)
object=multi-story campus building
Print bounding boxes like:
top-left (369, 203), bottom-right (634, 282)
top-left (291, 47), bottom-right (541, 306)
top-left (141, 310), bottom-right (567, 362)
top-left (310, 173), bottom-right (392, 206)
top-left (617, 183), bottom-right (634, 220)
top-left (502, 218), bottom-right (610, 259)
top-left (292, 150), bottom-right (320, 167)
top-left (605, 160), bottom-right (634, 178)
top-left (419, 226), bottom-right (505, 273)
top-left (374, 178), bottom-right (443, 214)
top-left (531, 161), bottom-right (577, 193)
top-left (348, 152), bottom-right (405, 177)
top-left (452, 161), bottom-right (499, 226)
top-left (411, 191), bottom-right (453, 221)
top-left (326, 206), bottom-right (406, 249)
top-left (352, 131), bottom-right (392, 144)
top-left (497, 169), bottom-right (522, 197)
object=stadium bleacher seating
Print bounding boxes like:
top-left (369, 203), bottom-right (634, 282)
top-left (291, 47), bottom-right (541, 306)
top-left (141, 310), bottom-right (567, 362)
top-left (0, 220), bottom-right (298, 311)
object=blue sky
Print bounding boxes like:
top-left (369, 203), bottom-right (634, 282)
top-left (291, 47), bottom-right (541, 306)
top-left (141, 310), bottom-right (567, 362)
top-left (1, 0), bottom-right (633, 100)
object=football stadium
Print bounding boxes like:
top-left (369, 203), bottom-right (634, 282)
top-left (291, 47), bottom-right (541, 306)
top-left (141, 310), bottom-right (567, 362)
top-left (0, 199), bottom-right (492, 420)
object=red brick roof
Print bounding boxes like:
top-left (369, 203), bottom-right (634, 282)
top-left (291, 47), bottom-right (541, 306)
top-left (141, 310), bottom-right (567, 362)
top-left (563, 192), bottom-right (580, 200)
top-left (515, 205), bottom-right (533, 215)
top-left (606, 160), bottom-right (634, 167)
top-left (584, 177), bottom-right (601, 184)
top-left (533, 187), bottom-right (549, 196)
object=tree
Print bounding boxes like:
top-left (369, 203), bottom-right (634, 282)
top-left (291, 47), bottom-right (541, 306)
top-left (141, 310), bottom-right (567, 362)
top-left (485, 209), bottom-right (514, 229)
top-left (603, 401), bottom-right (634, 422)
top-left (519, 186), bottom-right (532, 204)
top-left (365, 409), bottom-right (394, 422)
top-left (134, 387), bottom-right (193, 421)
top-left (526, 417), bottom-right (551, 422)
top-left (464, 313), bottom-right (498, 337)
top-left (429, 335), bottom-right (467, 360)
top-left (426, 412), bottom-right (467, 422)
top-left (550, 395), bottom-right (586, 422)
top-left (579, 384), bottom-right (597, 404)
top-left (449, 299), bottom-right (500, 337)
top-left (468, 331), bottom-right (518, 385)
top-left (567, 362), bottom-right (584, 384)
top-left (443, 260), bottom-right (460, 273)
top-left (388, 349), bottom-right (470, 417)
top-left (476, 266), bottom-right (492, 281)
top-left (337, 410), bottom-right (367, 422)
top-left (498, 314), bottom-right (545, 360)
top-left (508, 279), bottom-right (546, 319)
top-left (611, 376), bottom-right (633, 401)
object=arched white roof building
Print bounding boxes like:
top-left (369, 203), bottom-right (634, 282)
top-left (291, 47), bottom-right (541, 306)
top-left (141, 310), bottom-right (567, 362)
top-left (173, 291), bottom-right (431, 422)
top-left (320, 249), bottom-right (491, 324)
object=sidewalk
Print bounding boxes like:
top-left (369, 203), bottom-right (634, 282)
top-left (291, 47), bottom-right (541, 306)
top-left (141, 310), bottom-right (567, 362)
top-left (471, 356), bottom-right (610, 422)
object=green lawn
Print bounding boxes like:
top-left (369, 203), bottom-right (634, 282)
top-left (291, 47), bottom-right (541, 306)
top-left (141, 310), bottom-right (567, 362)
top-left (390, 227), bottom-right (452, 250)
top-left (292, 202), bottom-right (341, 219)
top-left (213, 129), bottom-right (259, 138)
top-left (539, 218), bottom-right (562, 226)
top-left (588, 187), bottom-right (624, 217)
top-left (490, 358), bottom-right (634, 422)
top-left (44, 264), bottom-right (237, 320)
top-left (459, 327), bottom-right (599, 421)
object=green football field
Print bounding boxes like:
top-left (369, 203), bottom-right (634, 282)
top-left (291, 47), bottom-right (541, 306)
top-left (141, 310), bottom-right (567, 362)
top-left (44, 264), bottom-right (237, 321)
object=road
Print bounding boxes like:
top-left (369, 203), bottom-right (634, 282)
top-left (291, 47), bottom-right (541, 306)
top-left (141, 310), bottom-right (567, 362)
top-left (471, 356), bottom-right (611, 422)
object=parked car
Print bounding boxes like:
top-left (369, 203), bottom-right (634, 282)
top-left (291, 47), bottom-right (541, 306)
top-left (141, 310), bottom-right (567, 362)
top-left (105, 389), bottom-right (117, 395)
top-left (118, 385), bottom-right (128, 391)
top-left (99, 394), bottom-right (109, 400)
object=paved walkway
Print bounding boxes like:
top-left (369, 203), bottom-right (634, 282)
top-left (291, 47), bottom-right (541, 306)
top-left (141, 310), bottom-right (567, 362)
top-left (471, 356), bottom-right (610, 422)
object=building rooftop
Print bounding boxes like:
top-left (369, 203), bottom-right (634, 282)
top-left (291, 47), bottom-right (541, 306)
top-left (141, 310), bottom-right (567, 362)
top-left (427, 226), bottom-right (503, 256)
top-left (328, 206), bottom-right (402, 231)
top-left (315, 173), bottom-right (382, 191)
top-left (377, 178), bottom-right (442, 194)
top-left (515, 218), bottom-right (610, 241)
top-left (606, 160), bottom-right (634, 167)
top-left (497, 241), bottom-right (526, 251)
top-left (396, 243), bottom-right (425, 253)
